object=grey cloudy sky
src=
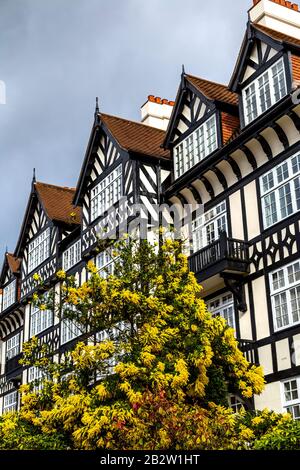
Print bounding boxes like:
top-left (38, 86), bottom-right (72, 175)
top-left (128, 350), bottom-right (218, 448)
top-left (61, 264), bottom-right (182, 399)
top-left (0, 0), bottom-right (250, 260)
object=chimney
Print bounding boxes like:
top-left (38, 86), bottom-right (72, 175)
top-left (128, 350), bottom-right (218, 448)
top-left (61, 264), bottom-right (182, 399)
top-left (141, 95), bottom-right (174, 130)
top-left (250, 0), bottom-right (300, 38)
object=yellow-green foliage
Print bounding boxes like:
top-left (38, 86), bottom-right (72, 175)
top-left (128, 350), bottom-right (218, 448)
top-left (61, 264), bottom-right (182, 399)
top-left (0, 238), bottom-right (270, 450)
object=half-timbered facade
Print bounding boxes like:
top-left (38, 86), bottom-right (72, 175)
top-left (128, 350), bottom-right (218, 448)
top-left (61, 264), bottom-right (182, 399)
top-left (1, 0), bottom-right (300, 418)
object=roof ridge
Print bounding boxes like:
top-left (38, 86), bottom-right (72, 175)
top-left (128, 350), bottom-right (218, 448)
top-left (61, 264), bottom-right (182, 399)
top-left (185, 73), bottom-right (231, 91)
top-left (35, 181), bottom-right (76, 192)
top-left (100, 112), bottom-right (167, 134)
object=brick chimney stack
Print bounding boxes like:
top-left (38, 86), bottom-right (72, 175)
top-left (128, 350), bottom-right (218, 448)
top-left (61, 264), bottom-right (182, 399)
top-left (250, 0), bottom-right (300, 39)
top-left (141, 95), bottom-right (175, 131)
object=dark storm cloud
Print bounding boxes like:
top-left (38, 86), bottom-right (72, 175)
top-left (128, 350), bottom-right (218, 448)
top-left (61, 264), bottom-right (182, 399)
top-left (0, 0), bottom-right (250, 259)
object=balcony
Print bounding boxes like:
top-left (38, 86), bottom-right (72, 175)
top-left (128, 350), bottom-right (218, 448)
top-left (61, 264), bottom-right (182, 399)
top-left (189, 232), bottom-right (250, 281)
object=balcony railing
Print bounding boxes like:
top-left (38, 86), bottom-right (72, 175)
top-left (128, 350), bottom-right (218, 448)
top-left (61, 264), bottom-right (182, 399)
top-left (189, 232), bottom-right (250, 280)
top-left (239, 339), bottom-right (258, 365)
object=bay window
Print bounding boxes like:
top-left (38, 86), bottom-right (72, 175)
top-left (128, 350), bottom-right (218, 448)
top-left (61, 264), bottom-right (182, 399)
top-left (174, 115), bottom-right (217, 179)
top-left (30, 301), bottom-right (53, 337)
top-left (91, 165), bottom-right (122, 222)
top-left (192, 201), bottom-right (227, 252)
top-left (28, 228), bottom-right (50, 273)
top-left (243, 58), bottom-right (287, 125)
top-left (270, 260), bottom-right (300, 331)
top-left (260, 153), bottom-right (300, 229)
top-left (282, 377), bottom-right (300, 420)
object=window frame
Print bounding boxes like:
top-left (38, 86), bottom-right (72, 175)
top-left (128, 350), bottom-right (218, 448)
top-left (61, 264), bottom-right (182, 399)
top-left (281, 377), bottom-right (300, 420)
top-left (242, 57), bottom-right (287, 126)
top-left (2, 279), bottom-right (16, 311)
top-left (3, 391), bottom-right (18, 414)
top-left (260, 153), bottom-right (300, 229)
top-left (174, 114), bottom-right (218, 179)
top-left (28, 227), bottom-right (51, 273)
top-left (270, 259), bottom-right (300, 332)
top-left (90, 164), bottom-right (123, 223)
top-left (6, 331), bottom-right (21, 361)
top-left (62, 240), bottom-right (81, 271)
top-left (30, 295), bottom-right (53, 337)
top-left (192, 201), bottom-right (227, 253)
top-left (207, 292), bottom-right (236, 333)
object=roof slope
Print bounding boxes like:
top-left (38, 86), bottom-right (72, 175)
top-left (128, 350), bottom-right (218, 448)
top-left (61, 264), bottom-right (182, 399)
top-left (100, 113), bottom-right (170, 160)
top-left (185, 74), bottom-right (238, 106)
top-left (35, 182), bottom-right (81, 225)
top-left (6, 253), bottom-right (21, 274)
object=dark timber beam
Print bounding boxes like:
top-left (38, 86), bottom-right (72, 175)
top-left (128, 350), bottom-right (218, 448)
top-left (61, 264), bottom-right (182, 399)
top-left (288, 110), bottom-right (300, 132)
top-left (256, 134), bottom-right (273, 160)
top-left (212, 167), bottom-right (228, 190)
top-left (201, 176), bottom-right (215, 199)
top-left (272, 122), bottom-right (289, 150)
top-left (241, 145), bottom-right (257, 170)
top-left (227, 156), bottom-right (242, 180)
top-left (187, 184), bottom-right (203, 205)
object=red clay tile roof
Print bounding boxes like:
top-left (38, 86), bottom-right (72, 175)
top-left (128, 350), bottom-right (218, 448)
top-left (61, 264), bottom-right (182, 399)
top-left (6, 253), bottom-right (21, 274)
top-left (100, 113), bottom-right (170, 160)
top-left (185, 74), bottom-right (238, 106)
top-left (35, 182), bottom-right (81, 225)
top-left (221, 112), bottom-right (240, 145)
top-left (253, 23), bottom-right (300, 47)
top-left (291, 54), bottom-right (300, 81)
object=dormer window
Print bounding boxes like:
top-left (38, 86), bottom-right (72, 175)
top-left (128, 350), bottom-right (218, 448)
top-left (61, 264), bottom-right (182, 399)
top-left (242, 58), bottom-right (287, 126)
top-left (174, 115), bottom-right (217, 179)
top-left (91, 165), bottom-right (122, 222)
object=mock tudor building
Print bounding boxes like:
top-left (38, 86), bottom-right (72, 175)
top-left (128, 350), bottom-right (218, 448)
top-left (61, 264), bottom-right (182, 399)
top-left (1, 0), bottom-right (300, 418)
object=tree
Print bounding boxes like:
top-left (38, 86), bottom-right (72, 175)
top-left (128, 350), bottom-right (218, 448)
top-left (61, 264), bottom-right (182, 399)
top-left (1, 237), bottom-right (267, 450)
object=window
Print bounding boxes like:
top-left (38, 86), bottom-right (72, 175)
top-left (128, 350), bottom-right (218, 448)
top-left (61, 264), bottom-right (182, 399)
top-left (2, 280), bottom-right (16, 311)
top-left (91, 165), bottom-right (122, 222)
top-left (30, 301), bottom-right (53, 337)
top-left (6, 332), bottom-right (21, 360)
top-left (192, 201), bottom-right (227, 252)
top-left (207, 293), bottom-right (236, 331)
top-left (28, 366), bottom-right (47, 391)
top-left (28, 228), bottom-right (50, 273)
top-left (3, 391), bottom-right (18, 414)
top-left (96, 250), bottom-right (116, 278)
top-left (62, 240), bottom-right (81, 271)
top-left (229, 395), bottom-right (243, 414)
top-left (242, 58), bottom-right (287, 125)
top-left (61, 318), bottom-right (82, 345)
top-left (282, 377), bottom-right (300, 420)
top-left (260, 153), bottom-right (300, 229)
top-left (270, 260), bottom-right (300, 331)
top-left (174, 115), bottom-right (217, 179)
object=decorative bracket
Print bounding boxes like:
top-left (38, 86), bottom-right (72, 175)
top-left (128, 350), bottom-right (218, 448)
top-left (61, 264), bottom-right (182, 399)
top-left (222, 274), bottom-right (247, 313)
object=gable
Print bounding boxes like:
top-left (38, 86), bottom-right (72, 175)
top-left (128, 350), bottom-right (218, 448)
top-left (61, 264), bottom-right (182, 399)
top-left (164, 80), bottom-right (215, 147)
top-left (240, 38), bottom-right (280, 84)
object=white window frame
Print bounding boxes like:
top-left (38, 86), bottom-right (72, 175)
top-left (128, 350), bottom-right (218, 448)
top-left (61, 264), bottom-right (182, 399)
top-left (2, 279), bottom-right (16, 311)
top-left (281, 377), bottom-right (300, 420)
top-left (62, 240), bottom-right (81, 271)
top-left (3, 391), bottom-right (18, 414)
top-left (28, 228), bottom-right (51, 273)
top-left (242, 58), bottom-right (287, 125)
top-left (90, 165), bottom-right (122, 222)
top-left (192, 201), bottom-right (227, 253)
top-left (61, 317), bottom-right (83, 345)
top-left (28, 366), bottom-right (47, 391)
top-left (30, 299), bottom-right (53, 337)
top-left (270, 260), bottom-right (300, 331)
top-left (229, 395), bottom-right (243, 414)
top-left (174, 115), bottom-right (218, 179)
top-left (6, 332), bottom-right (21, 360)
top-left (260, 153), bottom-right (300, 229)
top-left (96, 250), bottom-right (116, 278)
top-left (207, 293), bottom-right (236, 332)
